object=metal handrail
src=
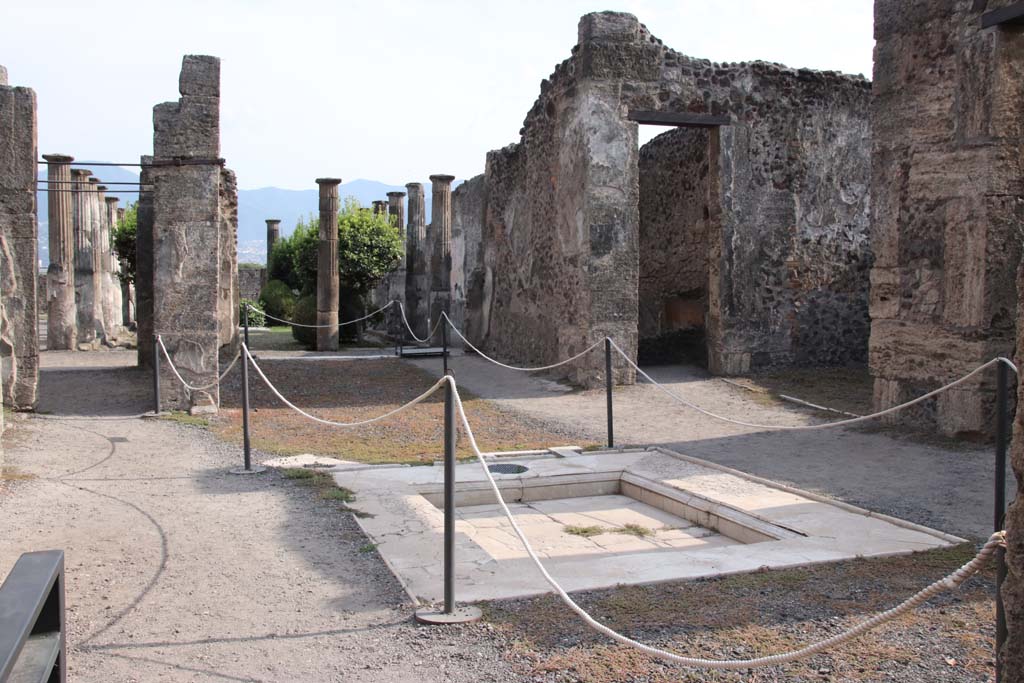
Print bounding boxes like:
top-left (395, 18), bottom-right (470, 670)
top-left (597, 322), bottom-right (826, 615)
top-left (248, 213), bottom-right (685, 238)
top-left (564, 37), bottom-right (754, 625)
top-left (0, 550), bottom-right (66, 683)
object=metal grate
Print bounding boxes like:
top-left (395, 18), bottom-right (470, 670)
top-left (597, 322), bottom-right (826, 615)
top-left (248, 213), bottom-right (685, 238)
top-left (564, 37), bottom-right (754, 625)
top-left (487, 463), bottom-right (528, 475)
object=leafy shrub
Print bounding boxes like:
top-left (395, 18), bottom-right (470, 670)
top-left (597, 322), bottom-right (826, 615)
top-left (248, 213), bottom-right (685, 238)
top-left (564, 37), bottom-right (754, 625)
top-left (240, 298), bottom-right (266, 327)
top-left (112, 203), bottom-right (137, 284)
top-left (259, 279), bottom-right (296, 322)
top-left (291, 294), bottom-right (318, 348)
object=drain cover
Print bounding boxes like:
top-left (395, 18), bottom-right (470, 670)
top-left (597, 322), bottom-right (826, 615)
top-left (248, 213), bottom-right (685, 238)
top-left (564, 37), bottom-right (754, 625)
top-left (488, 463), bottom-right (528, 475)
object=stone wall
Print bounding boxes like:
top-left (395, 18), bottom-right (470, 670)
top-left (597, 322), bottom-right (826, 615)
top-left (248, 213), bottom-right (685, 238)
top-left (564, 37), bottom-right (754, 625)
top-left (1009, 256), bottom-right (1024, 681)
top-left (638, 128), bottom-right (711, 361)
top-left (238, 267), bottom-right (265, 302)
top-left (450, 174), bottom-right (487, 345)
top-left (218, 167), bottom-right (239, 354)
top-left (456, 12), bottom-right (870, 385)
top-left (870, 0), bottom-right (1024, 437)
top-left (0, 69), bottom-right (39, 409)
top-left (136, 157), bottom-right (155, 367)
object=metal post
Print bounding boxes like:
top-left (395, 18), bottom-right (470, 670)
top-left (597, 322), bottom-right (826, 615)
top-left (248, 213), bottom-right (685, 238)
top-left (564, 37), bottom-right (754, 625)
top-left (605, 338), bottom-right (614, 448)
top-left (230, 346), bottom-right (265, 475)
top-left (152, 337), bottom-right (161, 414)
top-left (243, 304), bottom-right (250, 347)
top-left (443, 373), bottom-right (455, 612)
top-left (414, 373), bottom-right (480, 624)
top-left (442, 319), bottom-right (449, 376)
top-left (995, 359), bottom-right (1009, 682)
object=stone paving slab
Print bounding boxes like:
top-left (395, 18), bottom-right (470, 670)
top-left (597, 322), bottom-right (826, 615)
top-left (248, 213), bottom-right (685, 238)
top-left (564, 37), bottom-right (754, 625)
top-left (331, 447), bottom-right (963, 602)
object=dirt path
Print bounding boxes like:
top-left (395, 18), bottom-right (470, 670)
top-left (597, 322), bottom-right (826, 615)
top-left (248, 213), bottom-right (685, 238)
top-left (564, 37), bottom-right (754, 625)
top-left (1, 352), bottom-right (516, 683)
top-left (411, 353), bottom-right (1015, 540)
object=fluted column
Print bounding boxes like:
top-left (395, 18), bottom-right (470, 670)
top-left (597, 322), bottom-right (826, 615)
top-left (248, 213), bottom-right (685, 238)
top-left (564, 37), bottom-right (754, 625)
top-left (429, 175), bottom-right (454, 292)
top-left (372, 200), bottom-right (387, 216)
top-left (105, 196), bottom-right (123, 330)
top-left (266, 218), bottom-right (280, 266)
top-left (387, 191), bottom-right (406, 266)
top-left (91, 181), bottom-right (109, 342)
top-left (43, 154), bottom-right (77, 349)
top-left (316, 178), bottom-right (341, 351)
top-left (404, 182), bottom-right (429, 335)
top-left (72, 169), bottom-right (97, 344)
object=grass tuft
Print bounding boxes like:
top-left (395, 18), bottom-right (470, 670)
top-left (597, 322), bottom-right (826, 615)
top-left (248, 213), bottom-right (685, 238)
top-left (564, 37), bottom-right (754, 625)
top-left (564, 524), bottom-right (607, 538)
top-left (616, 523), bottom-right (653, 537)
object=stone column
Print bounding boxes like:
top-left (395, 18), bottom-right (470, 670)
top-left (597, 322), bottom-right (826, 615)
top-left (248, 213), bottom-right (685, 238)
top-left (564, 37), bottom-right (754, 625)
top-left (316, 178), bottom-right (341, 351)
top-left (386, 191), bottom-right (408, 320)
top-left (0, 71), bottom-right (39, 408)
top-left (42, 154), bottom-right (77, 349)
top-left (105, 196), bottom-right (123, 331)
top-left (372, 200), bottom-right (387, 216)
top-left (266, 219), bottom-right (280, 266)
top-left (404, 182), bottom-right (429, 336)
top-left (90, 180), bottom-right (108, 342)
top-left (73, 169), bottom-right (98, 346)
top-left (428, 174), bottom-right (455, 327)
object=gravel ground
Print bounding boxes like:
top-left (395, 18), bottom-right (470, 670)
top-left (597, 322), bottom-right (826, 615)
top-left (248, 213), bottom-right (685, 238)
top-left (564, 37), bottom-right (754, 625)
top-left (0, 349), bottom-right (1006, 682)
top-left (412, 353), bottom-right (1016, 540)
top-left (1, 352), bottom-right (518, 682)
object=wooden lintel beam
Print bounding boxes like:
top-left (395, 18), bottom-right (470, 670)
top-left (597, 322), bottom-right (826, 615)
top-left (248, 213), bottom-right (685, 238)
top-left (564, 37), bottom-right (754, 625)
top-left (627, 110), bottom-right (730, 128)
top-left (982, 1), bottom-right (1024, 28)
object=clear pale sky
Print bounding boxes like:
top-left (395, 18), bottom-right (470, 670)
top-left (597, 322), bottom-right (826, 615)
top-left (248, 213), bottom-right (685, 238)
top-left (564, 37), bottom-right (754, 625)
top-left (2, 1), bottom-right (873, 190)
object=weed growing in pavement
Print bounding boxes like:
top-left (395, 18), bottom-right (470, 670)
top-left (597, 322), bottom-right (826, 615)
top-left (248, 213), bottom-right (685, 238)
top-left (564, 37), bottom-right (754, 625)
top-left (564, 525), bottom-right (607, 538)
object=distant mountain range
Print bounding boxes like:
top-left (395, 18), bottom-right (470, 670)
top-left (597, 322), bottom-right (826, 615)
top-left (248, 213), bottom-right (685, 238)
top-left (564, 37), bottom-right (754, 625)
top-left (37, 165), bottom-right (447, 266)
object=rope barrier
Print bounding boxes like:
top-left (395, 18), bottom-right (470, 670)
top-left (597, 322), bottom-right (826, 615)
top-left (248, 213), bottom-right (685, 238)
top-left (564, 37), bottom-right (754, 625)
top-left (610, 338), bottom-right (1017, 431)
top-left (441, 312), bottom-right (603, 372)
top-left (397, 301), bottom-right (443, 345)
top-left (157, 336), bottom-right (240, 393)
top-left (248, 300), bottom-right (394, 329)
top-left (447, 377), bottom-right (1007, 669)
top-left (241, 343), bottom-right (447, 427)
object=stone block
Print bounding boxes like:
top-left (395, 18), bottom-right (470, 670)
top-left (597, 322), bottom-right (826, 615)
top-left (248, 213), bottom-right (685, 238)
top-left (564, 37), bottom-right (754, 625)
top-left (577, 11), bottom-right (640, 44)
top-left (0, 189), bottom-right (33, 215)
top-left (153, 97), bottom-right (220, 159)
top-left (178, 55), bottom-right (220, 97)
top-left (0, 87), bottom-right (37, 189)
top-left (868, 267), bottom-right (900, 320)
top-left (0, 212), bottom-right (36, 241)
top-left (872, 0), bottom-right (957, 41)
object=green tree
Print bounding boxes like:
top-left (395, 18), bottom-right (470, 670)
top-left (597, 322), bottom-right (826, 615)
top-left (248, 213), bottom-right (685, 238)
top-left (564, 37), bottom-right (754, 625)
top-left (112, 203), bottom-right (137, 284)
top-left (270, 198), bottom-right (403, 300)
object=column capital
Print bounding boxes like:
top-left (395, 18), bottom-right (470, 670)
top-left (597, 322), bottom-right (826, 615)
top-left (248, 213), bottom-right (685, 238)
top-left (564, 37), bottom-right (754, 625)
top-left (315, 177), bottom-right (342, 186)
top-left (429, 174), bottom-right (456, 184)
top-left (88, 177), bottom-right (100, 185)
top-left (265, 218), bottom-right (281, 225)
top-left (405, 182), bottom-right (423, 191)
top-left (97, 185), bottom-right (108, 192)
top-left (105, 196), bottom-right (119, 205)
top-left (42, 153), bottom-right (74, 164)
top-left (387, 191), bottom-right (406, 199)
top-left (72, 168), bottom-right (93, 179)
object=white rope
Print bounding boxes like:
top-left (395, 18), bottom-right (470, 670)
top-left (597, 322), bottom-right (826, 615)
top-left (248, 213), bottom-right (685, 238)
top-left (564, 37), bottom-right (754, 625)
top-left (247, 300), bottom-right (394, 328)
top-left (442, 312), bottom-right (603, 372)
top-left (397, 301), bottom-right (443, 344)
top-left (447, 376), bottom-right (1006, 669)
top-left (157, 337), bottom-right (239, 392)
top-left (241, 343), bottom-right (446, 427)
top-left (610, 338), bottom-right (1014, 431)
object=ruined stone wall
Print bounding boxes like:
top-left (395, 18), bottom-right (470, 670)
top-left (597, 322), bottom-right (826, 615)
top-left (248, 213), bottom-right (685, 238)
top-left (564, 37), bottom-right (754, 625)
top-left (638, 128), bottom-right (711, 353)
top-left (463, 12), bottom-right (870, 385)
top-left (450, 174), bottom-right (486, 345)
top-left (238, 267), bottom-right (265, 302)
top-left (135, 157), bottom-right (154, 367)
top-left (0, 70), bottom-right (39, 409)
top-left (870, 0), bottom-right (1024, 436)
top-left (218, 167), bottom-right (239, 354)
top-left (1009, 256), bottom-right (1024, 681)
top-left (150, 55), bottom-right (228, 411)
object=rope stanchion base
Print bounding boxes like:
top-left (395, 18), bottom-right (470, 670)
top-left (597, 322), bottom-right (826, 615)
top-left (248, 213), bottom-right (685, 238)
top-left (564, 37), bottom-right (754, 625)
top-left (229, 465), bottom-right (266, 475)
top-left (414, 605), bottom-right (482, 625)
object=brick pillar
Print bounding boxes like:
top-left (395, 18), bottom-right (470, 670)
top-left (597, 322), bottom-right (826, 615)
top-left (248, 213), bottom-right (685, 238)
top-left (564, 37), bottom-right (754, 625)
top-left (316, 178), bottom-right (341, 351)
top-left (0, 71), bottom-right (39, 408)
top-left (42, 153), bottom-right (77, 349)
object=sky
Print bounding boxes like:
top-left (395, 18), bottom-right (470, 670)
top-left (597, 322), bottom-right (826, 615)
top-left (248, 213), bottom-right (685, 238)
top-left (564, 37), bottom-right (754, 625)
top-left (2, 1), bottom-right (874, 191)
